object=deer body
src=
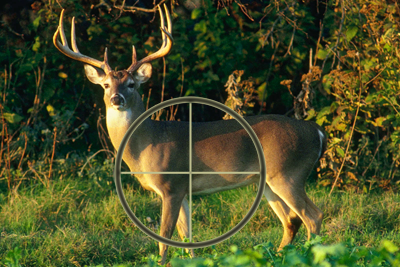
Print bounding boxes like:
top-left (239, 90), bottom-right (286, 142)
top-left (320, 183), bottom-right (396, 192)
top-left (54, 5), bottom-right (326, 264)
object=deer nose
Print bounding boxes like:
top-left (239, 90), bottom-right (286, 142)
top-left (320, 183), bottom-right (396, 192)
top-left (110, 94), bottom-right (126, 110)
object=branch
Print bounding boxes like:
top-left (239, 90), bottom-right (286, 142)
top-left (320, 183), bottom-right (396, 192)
top-left (114, 0), bottom-right (166, 13)
top-left (234, 0), bottom-right (254, 21)
top-left (321, 0), bottom-right (346, 72)
top-left (329, 50), bottom-right (362, 196)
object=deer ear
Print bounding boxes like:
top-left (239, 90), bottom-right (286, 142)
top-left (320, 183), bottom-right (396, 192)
top-left (84, 65), bottom-right (106, 84)
top-left (134, 63), bottom-right (152, 84)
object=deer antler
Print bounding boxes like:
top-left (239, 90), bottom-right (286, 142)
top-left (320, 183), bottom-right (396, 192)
top-left (54, 4), bottom-right (172, 74)
top-left (53, 9), bottom-right (112, 74)
top-left (127, 4), bottom-right (173, 74)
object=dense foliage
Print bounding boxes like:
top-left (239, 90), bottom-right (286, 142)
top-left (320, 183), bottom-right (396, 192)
top-left (167, 238), bottom-right (400, 267)
top-left (1, 0), bottom-right (399, 193)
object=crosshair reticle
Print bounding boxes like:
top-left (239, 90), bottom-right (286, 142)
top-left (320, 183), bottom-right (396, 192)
top-left (114, 96), bottom-right (266, 249)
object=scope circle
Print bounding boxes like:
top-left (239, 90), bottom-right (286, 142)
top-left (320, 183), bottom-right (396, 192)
top-left (114, 96), bottom-right (266, 249)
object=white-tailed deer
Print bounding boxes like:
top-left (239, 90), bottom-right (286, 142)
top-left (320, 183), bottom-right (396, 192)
top-left (54, 5), bottom-right (326, 264)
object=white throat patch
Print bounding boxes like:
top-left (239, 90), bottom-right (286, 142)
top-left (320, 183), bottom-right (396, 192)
top-left (106, 108), bottom-right (133, 132)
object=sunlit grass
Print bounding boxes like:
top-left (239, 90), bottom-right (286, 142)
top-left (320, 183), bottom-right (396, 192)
top-left (0, 174), bottom-right (399, 266)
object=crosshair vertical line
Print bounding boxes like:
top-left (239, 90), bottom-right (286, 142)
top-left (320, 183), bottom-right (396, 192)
top-left (189, 102), bottom-right (192, 243)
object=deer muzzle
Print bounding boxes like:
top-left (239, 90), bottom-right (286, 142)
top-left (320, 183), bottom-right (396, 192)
top-left (110, 93), bottom-right (126, 110)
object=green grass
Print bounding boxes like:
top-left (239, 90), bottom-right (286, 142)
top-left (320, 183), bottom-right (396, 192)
top-left (0, 172), bottom-right (399, 266)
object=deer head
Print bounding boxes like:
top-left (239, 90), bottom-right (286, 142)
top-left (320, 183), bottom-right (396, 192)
top-left (53, 5), bottom-right (172, 112)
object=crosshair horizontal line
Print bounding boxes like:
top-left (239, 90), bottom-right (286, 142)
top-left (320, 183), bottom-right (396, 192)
top-left (121, 171), bottom-right (260, 175)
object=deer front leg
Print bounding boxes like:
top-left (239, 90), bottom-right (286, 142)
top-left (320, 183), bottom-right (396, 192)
top-left (176, 197), bottom-right (195, 257)
top-left (158, 192), bottom-right (186, 265)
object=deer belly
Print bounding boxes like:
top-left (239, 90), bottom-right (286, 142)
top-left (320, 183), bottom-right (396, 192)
top-left (192, 174), bottom-right (258, 195)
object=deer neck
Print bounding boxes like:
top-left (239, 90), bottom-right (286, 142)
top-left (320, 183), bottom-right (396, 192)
top-left (105, 97), bottom-right (154, 171)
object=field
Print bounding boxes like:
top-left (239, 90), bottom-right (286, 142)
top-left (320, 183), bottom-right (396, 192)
top-left (1, 163), bottom-right (399, 266)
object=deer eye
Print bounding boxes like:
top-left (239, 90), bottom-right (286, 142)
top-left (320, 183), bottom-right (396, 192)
top-left (104, 83), bottom-right (110, 89)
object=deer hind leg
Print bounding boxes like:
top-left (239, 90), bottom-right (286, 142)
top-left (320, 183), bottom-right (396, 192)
top-left (267, 172), bottom-right (323, 243)
top-left (263, 185), bottom-right (303, 250)
top-left (176, 197), bottom-right (195, 257)
top-left (303, 195), bottom-right (323, 234)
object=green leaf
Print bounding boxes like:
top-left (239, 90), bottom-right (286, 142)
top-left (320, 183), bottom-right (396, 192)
top-left (316, 49), bottom-right (328, 60)
top-left (331, 115), bottom-right (342, 127)
top-left (230, 245), bottom-right (238, 253)
top-left (58, 72), bottom-right (68, 79)
top-left (194, 20), bottom-right (207, 33)
top-left (204, 70), bottom-right (219, 82)
top-left (390, 96), bottom-right (398, 105)
top-left (361, 59), bottom-right (375, 71)
top-left (336, 123), bottom-right (347, 132)
top-left (380, 240), bottom-right (399, 253)
top-left (383, 43), bottom-right (392, 52)
top-left (257, 82), bottom-right (267, 95)
top-left (32, 16), bottom-right (41, 31)
top-left (386, 114), bottom-right (396, 122)
top-left (336, 147), bottom-right (345, 158)
top-left (316, 106), bottom-right (331, 120)
top-left (355, 124), bottom-right (369, 134)
top-left (346, 26), bottom-right (358, 42)
top-left (312, 243), bottom-right (346, 264)
top-left (305, 109), bottom-right (316, 121)
top-left (191, 9), bottom-right (202, 19)
top-left (2, 113), bottom-right (24, 124)
top-left (32, 36), bottom-right (41, 52)
top-left (375, 117), bottom-right (386, 127)
top-left (46, 104), bottom-right (56, 117)
top-left (331, 137), bottom-right (342, 145)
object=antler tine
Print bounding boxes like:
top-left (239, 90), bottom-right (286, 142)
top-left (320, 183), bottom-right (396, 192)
top-left (53, 9), bottom-right (112, 73)
top-left (71, 17), bottom-right (80, 53)
top-left (164, 4), bottom-right (172, 43)
top-left (132, 46), bottom-right (137, 65)
top-left (159, 5), bottom-right (166, 46)
top-left (104, 47), bottom-right (110, 70)
top-left (127, 4), bottom-right (173, 73)
top-left (159, 4), bottom-right (173, 49)
top-left (58, 10), bottom-right (68, 47)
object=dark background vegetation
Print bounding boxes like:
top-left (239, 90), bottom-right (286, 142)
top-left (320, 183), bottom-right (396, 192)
top-left (1, 0), bottom-right (399, 196)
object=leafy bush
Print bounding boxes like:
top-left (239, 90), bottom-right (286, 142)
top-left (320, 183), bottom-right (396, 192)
top-left (5, 239), bottom-right (397, 266)
top-left (313, 0), bottom-right (400, 191)
top-left (166, 238), bottom-right (400, 267)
